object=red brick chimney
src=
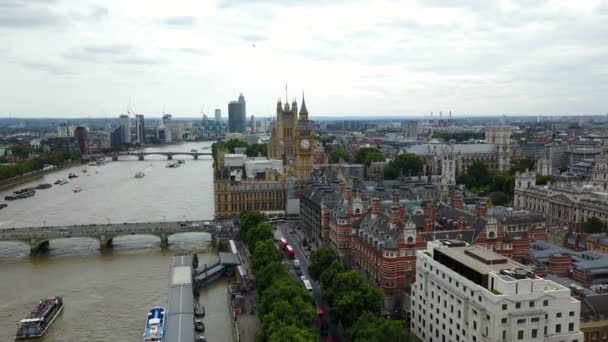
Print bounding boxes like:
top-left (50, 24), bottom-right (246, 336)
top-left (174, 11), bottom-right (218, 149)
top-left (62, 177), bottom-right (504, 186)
top-left (372, 197), bottom-right (381, 218)
top-left (459, 217), bottom-right (467, 230)
top-left (477, 200), bottom-right (488, 220)
top-left (392, 191), bottom-right (399, 205)
top-left (452, 194), bottom-right (462, 210)
top-left (390, 205), bottom-right (401, 226)
top-left (344, 187), bottom-right (353, 201)
top-left (424, 202), bottom-right (435, 232)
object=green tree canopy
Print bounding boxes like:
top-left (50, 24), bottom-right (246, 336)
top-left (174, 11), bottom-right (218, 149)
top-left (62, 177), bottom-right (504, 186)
top-left (245, 143), bottom-right (268, 157)
top-left (384, 153), bottom-right (423, 180)
top-left (251, 240), bottom-right (282, 272)
top-left (355, 147), bottom-right (385, 166)
top-left (349, 312), bottom-right (412, 342)
top-left (245, 222), bottom-right (273, 253)
top-left (510, 157), bottom-right (536, 174)
top-left (308, 247), bottom-right (340, 281)
top-left (582, 217), bottom-right (607, 234)
top-left (329, 148), bottom-right (350, 163)
top-left (239, 210), bottom-right (266, 241)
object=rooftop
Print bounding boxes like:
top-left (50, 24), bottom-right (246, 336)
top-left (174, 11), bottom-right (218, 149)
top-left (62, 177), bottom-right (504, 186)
top-left (436, 244), bottom-right (530, 276)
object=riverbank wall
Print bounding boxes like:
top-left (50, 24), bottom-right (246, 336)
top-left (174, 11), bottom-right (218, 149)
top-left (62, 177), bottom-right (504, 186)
top-left (0, 161), bottom-right (81, 192)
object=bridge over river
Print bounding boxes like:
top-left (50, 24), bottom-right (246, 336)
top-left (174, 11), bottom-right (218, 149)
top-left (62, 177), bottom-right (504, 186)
top-left (110, 151), bottom-right (212, 160)
top-left (0, 221), bottom-right (233, 254)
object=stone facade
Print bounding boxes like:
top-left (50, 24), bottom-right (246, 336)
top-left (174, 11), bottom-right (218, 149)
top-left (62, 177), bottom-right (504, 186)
top-left (268, 95), bottom-right (314, 181)
top-left (514, 163), bottom-right (608, 228)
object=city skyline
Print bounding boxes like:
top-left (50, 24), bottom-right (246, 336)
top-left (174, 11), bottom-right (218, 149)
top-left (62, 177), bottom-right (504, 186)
top-left (1, 1), bottom-right (607, 118)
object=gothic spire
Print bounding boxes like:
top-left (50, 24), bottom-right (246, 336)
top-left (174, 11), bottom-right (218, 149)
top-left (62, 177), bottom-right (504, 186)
top-left (299, 91), bottom-right (308, 115)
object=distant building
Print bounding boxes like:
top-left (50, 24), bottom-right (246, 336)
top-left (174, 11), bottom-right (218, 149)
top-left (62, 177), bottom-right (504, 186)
top-left (514, 165), bottom-right (608, 228)
top-left (74, 126), bottom-right (89, 156)
top-left (110, 126), bottom-right (123, 147)
top-left (135, 114), bottom-right (145, 145)
top-left (412, 241), bottom-right (583, 342)
top-left (228, 93), bottom-right (246, 133)
top-left (250, 115), bottom-right (255, 133)
top-left (215, 109), bottom-right (221, 122)
top-left (405, 121), bottom-right (418, 138)
top-left (57, 124), bottom-right (75, 138)
top-left (119, 115), bottom-right (131, 144)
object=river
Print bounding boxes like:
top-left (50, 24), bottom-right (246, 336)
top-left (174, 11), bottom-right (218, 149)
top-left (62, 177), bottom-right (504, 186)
top-left (0, 141), bottom-right (234, 341)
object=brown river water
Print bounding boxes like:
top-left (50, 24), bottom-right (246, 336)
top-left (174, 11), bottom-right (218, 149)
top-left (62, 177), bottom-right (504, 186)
top-left (0, 142), bottom-right (233, 341)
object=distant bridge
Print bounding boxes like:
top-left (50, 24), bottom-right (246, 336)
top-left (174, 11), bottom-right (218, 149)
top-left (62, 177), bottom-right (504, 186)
top-left (0, 221), bottom-right (232, 254)
top-left (110, 151), bottom-right (212, 160)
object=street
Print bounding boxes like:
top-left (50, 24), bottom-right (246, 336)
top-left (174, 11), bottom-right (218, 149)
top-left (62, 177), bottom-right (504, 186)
top-left (277, 222), bottom-right (344, 342)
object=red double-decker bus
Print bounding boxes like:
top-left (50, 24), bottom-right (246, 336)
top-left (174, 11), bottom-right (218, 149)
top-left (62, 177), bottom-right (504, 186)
top-left (285, 245), bottom-right (295, 259)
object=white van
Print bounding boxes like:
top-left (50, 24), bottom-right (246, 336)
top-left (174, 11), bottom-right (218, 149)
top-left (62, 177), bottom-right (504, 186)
top-left (303, 279), bottom-right (313, 293)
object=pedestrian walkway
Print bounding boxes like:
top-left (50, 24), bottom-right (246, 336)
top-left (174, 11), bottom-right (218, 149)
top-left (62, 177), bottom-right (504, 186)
top-left (232, 241), bottom-right (260, 342)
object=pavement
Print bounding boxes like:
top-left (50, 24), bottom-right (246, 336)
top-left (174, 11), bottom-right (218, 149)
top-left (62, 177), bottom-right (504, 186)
top-left (233, 240), bottom-right (260, 342)
top-left (277, 222), bottom-right (344, 342)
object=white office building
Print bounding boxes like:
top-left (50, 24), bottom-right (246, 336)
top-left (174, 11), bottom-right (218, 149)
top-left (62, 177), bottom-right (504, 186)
top-left (412, 240), bottom-right (583, 342)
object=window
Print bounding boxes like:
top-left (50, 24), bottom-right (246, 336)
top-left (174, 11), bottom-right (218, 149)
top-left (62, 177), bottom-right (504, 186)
top-left (569, 311), bottom-right (575, 317)
top-left (502, 304), bottom-right (508, 310)
top-left (531, 317), bottom-right (540, 323)
top-left (555, 324), bottom-right (561, 333)
top-left (518, 330), bottom-right (524, 340)
top-left (532, 329), bottom-right (538, 338)
top-left (517, 319), bottom-right (526, 324)
top-left (530, 300), bottom-right (535, 308)
top-left (569, 322), bottom-right (574, 332)
top-left (473, 321), bottom-right (477, 330)
top-left (556, 313), bottom-right (562, 318)
top-left (502, 330), bottom-right (507, 340)
top-left (543, 300), bottom-right (548, 306)
top-left (544, 326), bottom-right (547, 336)
top-left (501, 318), bottom-right (507, 324)
top-left (516, 303), bottom-right (521, 309)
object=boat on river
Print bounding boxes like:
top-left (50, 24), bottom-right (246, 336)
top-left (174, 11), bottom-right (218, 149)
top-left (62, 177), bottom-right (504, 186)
top-left (143, 306), bottom-right (165, 342)
top-left (36, 183), bottom-right (52, 190)
top-left (73, 187), bottom-right (82, 193)
top-left (68, 173), bottom-right (78, 179)
top-left (15, 296), bottom-right (64, 339)
top-left (191, 149), bottom-right (198, 152)
top-left (135, 172), bottom-right (145, 178)
top-left (0, 203), bottom-right (7, 209)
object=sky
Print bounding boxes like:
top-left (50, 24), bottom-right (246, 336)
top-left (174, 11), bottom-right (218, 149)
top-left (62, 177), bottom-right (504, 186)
top-left (0, 0), bottom-right (607, 118)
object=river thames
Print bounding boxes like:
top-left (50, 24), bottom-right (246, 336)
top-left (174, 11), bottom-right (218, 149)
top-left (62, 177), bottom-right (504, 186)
top-left (0, 141), bottom-right (233, 341)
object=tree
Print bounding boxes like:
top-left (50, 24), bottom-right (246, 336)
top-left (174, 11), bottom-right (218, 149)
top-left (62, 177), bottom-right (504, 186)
top-left (536, 175), bottom-right (552, 185)
top-left (355, 147), bottom-right (385, 167)
top-left (251, 240), bottom-right (282, 272)
top-left (319, 260), bottom-right (343, 289)
top-left (582, 217), bottom-right (607, 234)
top-left (246, 222), bottom-right (273, 253)
top-left (489, 191), bottom-right (510, 206)
top-left (384, 153), bottom-right (422, 179)
top-left (254, 261), bottom-right (289, 293)
top-left (266, 322), bottom-right (315, 342)
top-left (510, 157), bottom-right (536, 174)
top-left (245, 143), bottom-right (268, 157)
top-left (349, 312), bottom-right (412, 342)
top-left (238, 210), bottom-right (266, 241)
top-left (308, 247), bottom-right (339, 281)
top-left (329, 148), bottom-right (350, 163)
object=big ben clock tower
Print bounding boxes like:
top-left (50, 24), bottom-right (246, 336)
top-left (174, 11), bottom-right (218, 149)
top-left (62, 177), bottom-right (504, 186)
top-left (295, 93), bottom-right (314, 181)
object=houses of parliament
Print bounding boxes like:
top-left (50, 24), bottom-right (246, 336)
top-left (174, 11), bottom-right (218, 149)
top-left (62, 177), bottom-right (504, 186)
top-left (268, 94), bottom-right (315, 181)
top-left (214, 94), bottom-right (314, 218)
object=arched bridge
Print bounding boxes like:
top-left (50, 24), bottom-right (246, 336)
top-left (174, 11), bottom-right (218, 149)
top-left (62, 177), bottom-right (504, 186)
top-left (111, 151), bottom-right (212, 160)
top-left (0, 221), bottom-right (230, 254)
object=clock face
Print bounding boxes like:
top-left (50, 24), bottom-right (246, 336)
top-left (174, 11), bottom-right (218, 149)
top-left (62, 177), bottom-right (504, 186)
top-left (300, 139), bottom-right (310, 149)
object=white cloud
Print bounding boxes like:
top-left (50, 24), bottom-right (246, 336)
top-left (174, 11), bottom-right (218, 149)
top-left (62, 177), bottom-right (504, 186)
top-left (0, 0), bottom-right (607, 117)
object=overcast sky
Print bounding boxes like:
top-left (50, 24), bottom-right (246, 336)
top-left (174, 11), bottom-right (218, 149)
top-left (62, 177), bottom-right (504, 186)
top-left (1, 0), bottom-right (607, 118)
